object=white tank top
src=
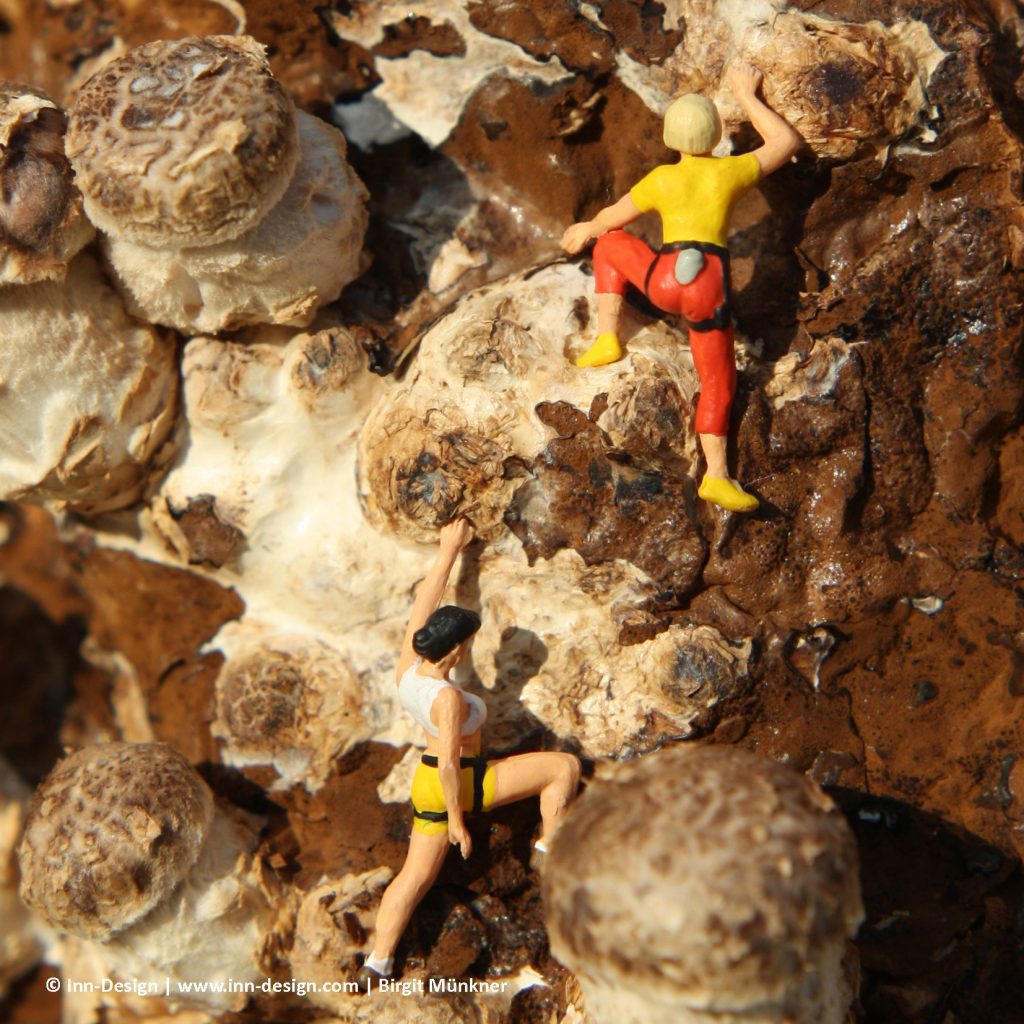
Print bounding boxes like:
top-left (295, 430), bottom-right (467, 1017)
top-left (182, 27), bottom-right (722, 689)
top-left (398, 660), bottom-right (487, 738)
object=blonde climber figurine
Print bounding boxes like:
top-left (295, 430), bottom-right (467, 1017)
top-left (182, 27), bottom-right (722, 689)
top-left (561, 63), bottom-right (802, 514)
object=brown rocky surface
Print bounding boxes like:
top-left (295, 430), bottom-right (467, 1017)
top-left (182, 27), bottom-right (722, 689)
top-left (2, 1), bottom-right (1024, 1023)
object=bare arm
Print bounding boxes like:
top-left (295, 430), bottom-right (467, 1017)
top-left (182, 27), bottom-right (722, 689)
top-left (396, 518), bottom-right (474, 683)
top-left (433, 687), bottom-right (472, 858)
top-left (727, 62), bottom-right (802, 176)
top-left (561, 194), bottom-right (644, 255)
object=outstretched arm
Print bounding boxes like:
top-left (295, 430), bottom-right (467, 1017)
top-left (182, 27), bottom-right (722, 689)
top-left (727, 62), bottom-right (802, 176)
top-left (396, 518), bottom-right (474, 683)
top-left (561, 193), bottom-right (643, 255)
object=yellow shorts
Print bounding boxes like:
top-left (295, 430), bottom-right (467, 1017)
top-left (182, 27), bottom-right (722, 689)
top-left (410, 755), bottom-right (496, 836)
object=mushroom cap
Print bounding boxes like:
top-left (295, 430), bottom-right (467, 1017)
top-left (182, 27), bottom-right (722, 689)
top-left (66, 35), bottom-right (299, 248)
top-left (543, 745), bottom-right (863, 1020)
top-left (17, 742), bottom-right (214, 941)
top-left (0, 81), bottom-right (94, 284)
top-left (99, 109), bottom-right (369, 334)
top-left (212, 637), bottom-right (368, 791)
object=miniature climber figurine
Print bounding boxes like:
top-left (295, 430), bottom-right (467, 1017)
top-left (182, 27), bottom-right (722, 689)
top-left (561, 62), bottom-right (802, 513)
top-left (357, 518), bottom-right (581, 991)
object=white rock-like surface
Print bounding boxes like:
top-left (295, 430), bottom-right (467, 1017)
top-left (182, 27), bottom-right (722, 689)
top-left (290, 869), bottom-right (392, 1012)
top-left (151, 321), bottom-right (423, 648)
top-left (610, 2), bottom-right (946, 160)
top-left (102, 111), bottom-right (368, 335)
top-left (0, 254), bottom-right (177, 513)
top-left (472, 552), bottom-right (751, 757)
top-left (326, 0), bottom-right (572, 148)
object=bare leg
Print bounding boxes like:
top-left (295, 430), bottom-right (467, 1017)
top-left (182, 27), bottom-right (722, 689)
top-left (577, 294), bottom-right (623, 367)
top-left (697, 431), bottom-right (759, 512)
top-left (370, 829), bottom-right (449, 962)
top-left (489, 752), bottom-right (581, 844)
top-left (699, 432), bottom-right (729, 479)
top-left (596, 293), bottom-right (623, 337)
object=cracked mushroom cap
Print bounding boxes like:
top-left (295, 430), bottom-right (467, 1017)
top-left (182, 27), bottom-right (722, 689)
top-left (543, 746), bottom-right (864, 1024)
top-left (66, 35), bottom-right (298, 248)
top-left (17, 742), bottom-right (214, 941)
top-left (0, 82), bottom-right (94, 284)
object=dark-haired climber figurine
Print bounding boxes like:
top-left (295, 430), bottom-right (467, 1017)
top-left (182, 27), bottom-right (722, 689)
top-left (357, 518), bottom-right (581, 991)
top-left (562, 62), bottom-right (802, 513)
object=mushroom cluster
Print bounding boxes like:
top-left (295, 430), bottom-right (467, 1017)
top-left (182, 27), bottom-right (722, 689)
top-left (543, 745), bottom-right (864, 1024)
top-left (66, 35), bottom-right (368, 335)
top-left (0, 81), bottom-right (174, 514)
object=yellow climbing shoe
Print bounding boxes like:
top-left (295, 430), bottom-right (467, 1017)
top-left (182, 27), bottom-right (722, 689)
top-left (698, 476), bottom-right (760, 513)
top-left (575, 332), bottom-right (622, 368)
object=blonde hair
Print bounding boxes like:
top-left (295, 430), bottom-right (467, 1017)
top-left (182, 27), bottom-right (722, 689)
top-left (663, 94), bottom-right (722, 154)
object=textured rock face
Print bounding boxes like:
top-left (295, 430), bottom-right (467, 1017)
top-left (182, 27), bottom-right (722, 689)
top-left (290, 869), bottom-right (392, 1010)
top-left (153, 303), bottom-right (748, 765)
top-left (641, 3), bottom-right (947, 161)
top-left (212, 633), bottom-right (371, 791)
top-left (472, 556), bottom-right (751, 757)
top-left (1, 2), bottom-right (1024, 1023)
top-left (357, 262), bottom-right (706, 549)
top-left (323, 0), bottom-right (574, 148)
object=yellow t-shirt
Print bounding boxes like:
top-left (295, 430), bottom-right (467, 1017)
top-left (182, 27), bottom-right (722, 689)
top-left (629, 152), bottom-right (760, 248)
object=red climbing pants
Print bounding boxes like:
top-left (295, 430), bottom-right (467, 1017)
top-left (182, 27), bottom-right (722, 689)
top-left (593, 229), bottom-right (736, 436)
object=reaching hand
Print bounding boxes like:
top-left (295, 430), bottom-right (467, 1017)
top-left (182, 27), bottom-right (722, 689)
top-left (439, 517), bottom-right (474, 556)
top-left (448, 819), bottom-right (472, 859)
top-left (561, 221), bottom-right (595, 255)
top-left (726, 61), bottom-right (764, 99)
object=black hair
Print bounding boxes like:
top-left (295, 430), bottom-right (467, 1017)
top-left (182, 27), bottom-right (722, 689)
top-left (413, 605), bottom-right (481, 662)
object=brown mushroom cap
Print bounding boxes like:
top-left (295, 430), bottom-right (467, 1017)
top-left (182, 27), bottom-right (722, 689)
top-left (66, 36), bottom-right (298, 248)
top-left (0, 81), bottom-right (94, 283)
top-left (17, 742), bottom-right (214, 941)
top-left (543, 746), bottom-right (863, 1020)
